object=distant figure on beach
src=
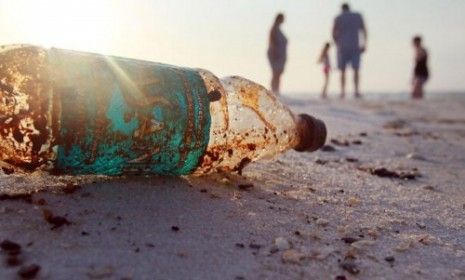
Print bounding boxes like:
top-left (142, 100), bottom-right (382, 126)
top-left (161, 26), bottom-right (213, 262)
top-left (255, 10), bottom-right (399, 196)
top-left (318, 42), bottom-right (331, 99)
top-left (267, 13), bottom-right (287, 95)
top-left (332, 3), bottom-right (367, 98)
top-left (412, 36), bottom-right (429, 99)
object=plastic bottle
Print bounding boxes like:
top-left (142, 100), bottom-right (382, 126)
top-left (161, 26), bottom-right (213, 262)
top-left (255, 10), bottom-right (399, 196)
top-left (0, 45), bottom-right (326, 176)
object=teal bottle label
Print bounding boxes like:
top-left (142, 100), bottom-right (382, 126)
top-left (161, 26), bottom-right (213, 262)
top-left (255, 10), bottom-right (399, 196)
top-left (49, 49), bottom-right (211, 175)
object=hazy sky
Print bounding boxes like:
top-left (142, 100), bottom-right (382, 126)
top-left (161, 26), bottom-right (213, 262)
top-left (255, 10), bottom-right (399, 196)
top-left (1, 0), bottom-right (464, 95)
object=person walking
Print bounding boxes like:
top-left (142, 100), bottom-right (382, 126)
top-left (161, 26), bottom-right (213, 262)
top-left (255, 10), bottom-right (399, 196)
top-left (318, 42), bottom-right (331, 99)
top-left (412, 35), bottom-right (429, 99)
top-left (267, 13), bottom-right (287, 95)
top-left (332, 3), bottom-right (367, 98)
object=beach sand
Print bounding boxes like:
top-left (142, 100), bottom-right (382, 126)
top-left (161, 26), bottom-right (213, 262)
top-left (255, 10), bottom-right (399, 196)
top-left (1, 95), bottom-right (465, 279)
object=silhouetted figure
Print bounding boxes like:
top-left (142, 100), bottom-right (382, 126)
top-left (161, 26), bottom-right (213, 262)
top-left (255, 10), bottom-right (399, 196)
top-left (412, 36), bottom-right (429, 99)
top-left (318, 42), bottom-right (331, 99)
top-left (332, 3), bottom-right (367, 98)
top-left (267, 13), bottom-right (287, 95)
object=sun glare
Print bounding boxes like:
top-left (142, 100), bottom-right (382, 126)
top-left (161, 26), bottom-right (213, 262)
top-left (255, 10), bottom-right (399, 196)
top-left (16, 0), bottom-right (114, 51)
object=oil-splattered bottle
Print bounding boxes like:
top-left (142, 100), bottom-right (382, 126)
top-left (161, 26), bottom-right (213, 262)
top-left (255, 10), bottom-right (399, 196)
top-left (0, 45), bottom-right (326, 175)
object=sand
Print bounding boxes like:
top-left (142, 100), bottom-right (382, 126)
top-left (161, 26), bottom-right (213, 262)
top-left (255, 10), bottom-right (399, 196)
top-left (1, 94), bottom-right (465, 279)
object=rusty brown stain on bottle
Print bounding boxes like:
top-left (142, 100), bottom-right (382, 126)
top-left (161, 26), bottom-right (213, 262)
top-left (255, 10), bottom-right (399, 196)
top-left (198, 70), bottom-right (229, 132)
top-left (208, 90), bottom-right (222, 102)
top-left (0, 46), bottom-right (53, 170)
top-left (247, 143), bottom-right (256, 151)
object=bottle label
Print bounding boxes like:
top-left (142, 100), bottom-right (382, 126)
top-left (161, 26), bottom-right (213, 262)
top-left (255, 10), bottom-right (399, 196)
top-left (50, 49), bottom-right (211, 175)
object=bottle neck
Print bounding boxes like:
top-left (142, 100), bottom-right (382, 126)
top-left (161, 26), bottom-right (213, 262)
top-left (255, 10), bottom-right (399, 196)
top-left (293, 114), bottom-right (327, 152)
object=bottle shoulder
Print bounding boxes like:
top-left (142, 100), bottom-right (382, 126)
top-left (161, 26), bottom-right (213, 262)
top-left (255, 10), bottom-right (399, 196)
top-left (194, 75), bottom-right (300, 174)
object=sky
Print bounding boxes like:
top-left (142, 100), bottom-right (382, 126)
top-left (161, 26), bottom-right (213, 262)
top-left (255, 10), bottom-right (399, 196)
top-left (0, 0), bottom-right (464, 95)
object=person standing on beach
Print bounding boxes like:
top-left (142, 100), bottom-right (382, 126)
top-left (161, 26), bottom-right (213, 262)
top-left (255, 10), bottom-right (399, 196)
top-left (332, 3), bottom-right (367, 98)
top-left (267, 13), bottom-right (287, 95)
top-left (318, 42), bottom-right (331, 99)
top-left (412, 36), bottom-right (429, 99)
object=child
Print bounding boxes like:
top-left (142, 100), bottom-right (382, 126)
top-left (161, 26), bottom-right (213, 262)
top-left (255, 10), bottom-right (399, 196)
top-left (318, 42), bottom-right (331, 98)
top-left (412, 36), bottom-right (429, 99)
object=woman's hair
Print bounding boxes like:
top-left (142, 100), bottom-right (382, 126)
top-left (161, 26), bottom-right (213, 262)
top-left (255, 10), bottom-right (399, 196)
top-left (323, 42), bottom-right (330, 50)
top-left (275, 13), bottom-right (284, 24)
top-left (413, 35), bottom-right (422, 45)
top-left (319, 42), bottom-right (331, 62)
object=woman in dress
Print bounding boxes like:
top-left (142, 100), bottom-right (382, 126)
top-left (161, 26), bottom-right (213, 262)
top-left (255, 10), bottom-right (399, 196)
top-left (267, 13), bottom-right (287, 95)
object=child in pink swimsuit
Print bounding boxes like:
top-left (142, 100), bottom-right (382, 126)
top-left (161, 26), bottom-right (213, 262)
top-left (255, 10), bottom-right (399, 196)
top-left (318, 42), bottom-right (331, 98)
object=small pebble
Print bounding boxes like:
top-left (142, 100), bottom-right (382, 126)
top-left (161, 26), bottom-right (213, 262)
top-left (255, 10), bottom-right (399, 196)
top-left (18, 264), bottom-right (41, 279)
top-left (416, 222), bottom-right (426, 229)
top-left (406, 153), bottom-right (426, 161)
top-left (274, 237), bottom-right (290, 251)
top-left (249, 243), bottom-right (261, 250)
top-left (385, 256), bottom-right (395, 262)
top-left (269, 246), bottom-right (279, 254)
top-left (42, 209), bottom-right (71, 230)
top-left (331, 139), bottom-right (350, 146)
top-left (235, 243), bottom-right (245, 248)
top-left (310, 246), bottom-right (333, 260)
top-left (281, 249), bottom-right (304, 264)
top-left (418, 234), bottom-right (432, 245)
top-left (383, 119), bottom-right (406, 129)
top-left (347, 197), bottom-right (360, 206)
top-left (350, 240), bottom-right (375, 250)
top-left (340, 261), bottom-right (360, 275)
top-left (422, 185), bottom-right (435, 191)
top-left (238, 184), bottom-right (253, 191)
top-left (0, 240), bottom-right (21, 255)
top-left (316, 218), bottom-right (329, 227)
top-left (341, 237), bottom-right (358, 244)
top-left (171, 226), bottom-right (180, 232)
top-left (315, 158), bottom-right (328, 165)
top-left (321, 145), bottom-right (336, 152)
top-left (366, 228), bottom-right (379, 238)
top-left (394, 241), bottom-right (412, 252)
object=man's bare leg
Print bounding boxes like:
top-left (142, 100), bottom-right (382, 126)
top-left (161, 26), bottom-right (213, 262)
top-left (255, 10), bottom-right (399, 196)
top-left (354, 69), bottom-right (362, 98)
top-left (340, 70), bottom-right (346, 98)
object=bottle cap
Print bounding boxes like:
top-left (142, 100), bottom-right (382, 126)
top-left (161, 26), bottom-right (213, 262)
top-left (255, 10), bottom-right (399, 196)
top-left (294, 114), bottom-right (327, 152)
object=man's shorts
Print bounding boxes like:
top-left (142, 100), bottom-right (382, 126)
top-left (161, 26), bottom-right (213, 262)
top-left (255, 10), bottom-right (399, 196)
top-left (337, 48), bottom-right (361, 70)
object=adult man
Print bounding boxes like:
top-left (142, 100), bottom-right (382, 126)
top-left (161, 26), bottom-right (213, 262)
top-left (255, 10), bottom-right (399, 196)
top-left (332, 3), bottom-right (367, 98)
